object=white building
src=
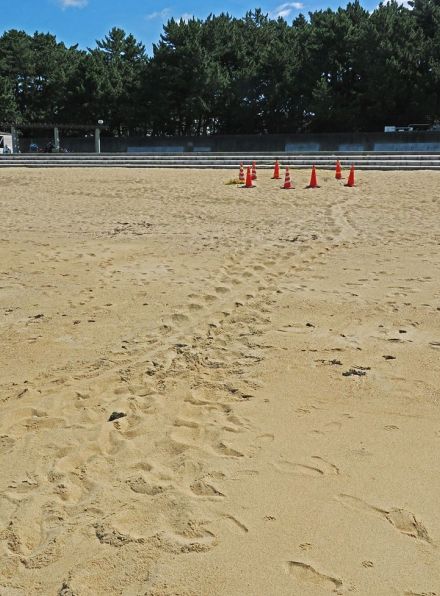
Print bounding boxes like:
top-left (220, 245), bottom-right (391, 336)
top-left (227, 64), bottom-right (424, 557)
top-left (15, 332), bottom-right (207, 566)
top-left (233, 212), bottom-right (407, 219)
top-left (0, 131), bottom-right (13, 153)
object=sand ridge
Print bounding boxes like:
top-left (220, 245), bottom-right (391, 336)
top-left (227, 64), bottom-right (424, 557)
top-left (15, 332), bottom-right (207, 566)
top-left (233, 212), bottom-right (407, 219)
top-left (0, 168), bottom-right (439, 595)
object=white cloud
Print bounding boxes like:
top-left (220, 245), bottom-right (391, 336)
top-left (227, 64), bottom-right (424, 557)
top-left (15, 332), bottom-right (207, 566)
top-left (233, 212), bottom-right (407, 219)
top-left (377, 0), bottom-right (413, 9)
top-left (58, 0), bottom-right (88, 8)
top-left (146, 8), bottom-right (171, 20)
top-left (271, 2), bottom-right (304, 18)
top-left (145, 9), bottom-right (194, 23)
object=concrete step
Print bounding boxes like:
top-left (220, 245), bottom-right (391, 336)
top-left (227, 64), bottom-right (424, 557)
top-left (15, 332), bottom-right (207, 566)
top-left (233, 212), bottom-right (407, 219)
top-left (1, 153), bottom-right (440, 169)
top-left (2, 162), bottom-right (440, 170)
top-left (2, 156), bottom-right (440, 163)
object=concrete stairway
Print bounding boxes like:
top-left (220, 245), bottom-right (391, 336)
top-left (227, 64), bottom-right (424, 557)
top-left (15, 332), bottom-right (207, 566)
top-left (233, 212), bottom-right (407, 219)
top-left (1, 152), bottom-right (440, 169)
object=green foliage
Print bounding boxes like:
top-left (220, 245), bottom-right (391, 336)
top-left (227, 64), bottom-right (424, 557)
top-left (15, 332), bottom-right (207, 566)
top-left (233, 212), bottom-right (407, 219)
top-left (1, 1), bottom-right (439, 134)
top-left (0, 76), bottom-right (19, 121)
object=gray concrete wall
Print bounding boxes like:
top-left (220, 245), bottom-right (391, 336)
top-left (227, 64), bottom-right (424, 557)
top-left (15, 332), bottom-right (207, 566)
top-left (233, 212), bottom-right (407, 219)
top-left (18, 131), bottom-right (440, 153)
top-left (18, 136), bottom-right (95, 153)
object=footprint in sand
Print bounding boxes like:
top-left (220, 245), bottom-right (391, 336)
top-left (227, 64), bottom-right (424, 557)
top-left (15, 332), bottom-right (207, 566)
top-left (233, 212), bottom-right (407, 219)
top-left (94, 523), bottom-right (141, 547)
top-left (336, 494), bottom-right (431, 543)
top-left (256, 433), bottom-right (274, 443)
top-left (154, 528), bottom-right (217, 553)
top-left (324, 421), bottom-right (343, 432)
top-left (219, 514), bottom-right (249, 534)
top-left (274, 461), bottom-right (323, 477)
top-left (187, 303), bottom-right (204, 311)
top-left (190, 480), bottom-right (224, 498)
top-left (275, 457), bottom-right (339, 477)
top-left (215, 442), bottom-right (244, 458)
top-left (215, 286), bottom-right (230, 294)
top-left (7, 473), bottom-right (40, 496)
top-left (171, 312), bottom-right (189, 324)
top-left (0, 435), bottom-right (16, 454)
top-left (284, 561), bottom-right (343, 593)
top-left (126, 476), bottom-right (169, 496)
top-left (311, 456), bottom-right (340, 475)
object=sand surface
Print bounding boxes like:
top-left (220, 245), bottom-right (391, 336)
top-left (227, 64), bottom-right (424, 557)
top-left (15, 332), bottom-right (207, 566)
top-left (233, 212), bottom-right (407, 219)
top-left (1, 167), bottom-right (440, 595)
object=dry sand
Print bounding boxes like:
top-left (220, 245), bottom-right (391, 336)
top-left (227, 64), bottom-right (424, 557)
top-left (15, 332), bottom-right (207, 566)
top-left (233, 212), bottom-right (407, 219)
top-left (0, 167), bottom-right (440, 596)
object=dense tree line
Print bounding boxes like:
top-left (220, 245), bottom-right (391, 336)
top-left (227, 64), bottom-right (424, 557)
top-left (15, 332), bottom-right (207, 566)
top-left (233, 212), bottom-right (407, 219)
top-left (1, 0), bottom-right (440, 135)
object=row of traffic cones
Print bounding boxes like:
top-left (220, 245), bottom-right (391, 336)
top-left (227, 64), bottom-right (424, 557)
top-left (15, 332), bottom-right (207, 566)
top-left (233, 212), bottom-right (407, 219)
top-left (278, 164), bottom-right (320, 189)
top-left (335, 159), bottom-right (355, 186)
top-left (239, 162), bottom-right (258, 186)
top-left (239, 160), bottom-right (355, 189)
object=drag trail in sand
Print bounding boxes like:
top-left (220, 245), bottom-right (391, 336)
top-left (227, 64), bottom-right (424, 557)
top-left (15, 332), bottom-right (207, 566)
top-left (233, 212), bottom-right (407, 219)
top-left (0, 168), bottom-right (439, 595)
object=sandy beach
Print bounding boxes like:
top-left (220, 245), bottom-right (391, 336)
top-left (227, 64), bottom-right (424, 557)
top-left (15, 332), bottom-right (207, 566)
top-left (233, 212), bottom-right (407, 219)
top-left (1, 167), bottom-right (439, 595)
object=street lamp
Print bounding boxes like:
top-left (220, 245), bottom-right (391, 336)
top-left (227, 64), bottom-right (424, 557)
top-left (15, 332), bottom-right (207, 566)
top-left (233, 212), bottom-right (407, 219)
top-left (95, 121), bottom-right (103, 153)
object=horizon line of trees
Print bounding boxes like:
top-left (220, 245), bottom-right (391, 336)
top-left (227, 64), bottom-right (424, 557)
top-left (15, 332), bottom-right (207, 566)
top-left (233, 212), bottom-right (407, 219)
top-left (1, 0), bottom-right (440, 136)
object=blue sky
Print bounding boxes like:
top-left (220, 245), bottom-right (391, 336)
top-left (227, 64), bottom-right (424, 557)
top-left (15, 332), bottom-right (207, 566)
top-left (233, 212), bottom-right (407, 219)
top-left (2, 0), bottom-right (379, 53)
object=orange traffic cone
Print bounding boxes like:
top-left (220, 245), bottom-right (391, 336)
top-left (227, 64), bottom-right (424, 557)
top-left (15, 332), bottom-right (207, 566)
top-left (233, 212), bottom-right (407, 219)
top-left (244, 166), bottom-right (255, 188)
top-left (272, 160), bottom-right (281, 179)
top-left (282, 167), bottom-right (293, 189)
top-left (239, 163), bottom-right (245, 184)
top-left (307, 165), bottom-right (319, 188)
top-left (345, 164), bottom-right (355, 187)
top-left (252, 160), bottom-right (257, 180)
top-left (335, 160), bottom-right (342, 180)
